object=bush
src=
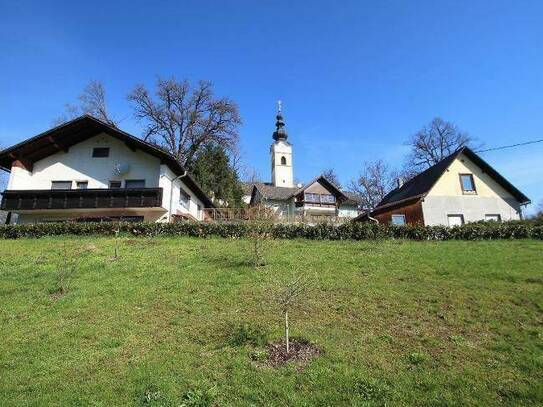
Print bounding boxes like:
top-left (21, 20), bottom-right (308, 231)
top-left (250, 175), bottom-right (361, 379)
top-left (0, 221), bottom-right (542, 241)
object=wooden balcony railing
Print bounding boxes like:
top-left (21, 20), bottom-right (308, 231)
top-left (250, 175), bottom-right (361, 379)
top-left (0, 188), bottom-right (163, 211)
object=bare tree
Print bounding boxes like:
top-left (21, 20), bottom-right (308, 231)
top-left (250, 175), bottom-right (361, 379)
top-left (127, 78), bottom-right (241, 168)
top-left (405, 117), bottom-right (474, 174)
top-left (272, 273), bottom-right (311, 354)
top-left (55, 242), bottom-right (78, 295)
top-left (321, 168), bottom-right (341, 188)
top-left (349, 160), bottom-right (397, 210)
top-left (243, 166), bottom-right (262, 184)
top-left (250, 225), bottom-right (268, 268)
top-left (55, 80), bottom-right (116, 126)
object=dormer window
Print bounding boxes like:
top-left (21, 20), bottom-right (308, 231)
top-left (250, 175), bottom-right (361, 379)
top-left (281, 156), bottom-right (287, 165)
top-left (460, 174), bottom-right (476, 194)
top-left (92, 147), bottom-right (110, 158)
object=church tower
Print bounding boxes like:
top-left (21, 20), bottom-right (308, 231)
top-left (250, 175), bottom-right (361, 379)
top-left (270, 102), bottom-right (294, 187)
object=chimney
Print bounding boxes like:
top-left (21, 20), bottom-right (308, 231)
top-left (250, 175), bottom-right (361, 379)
top-left (397, 177), bottom-right (404, 189)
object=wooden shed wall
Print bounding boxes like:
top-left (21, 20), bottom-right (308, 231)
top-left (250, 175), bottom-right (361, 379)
top-left (372, 199), bottom-right (425, 225)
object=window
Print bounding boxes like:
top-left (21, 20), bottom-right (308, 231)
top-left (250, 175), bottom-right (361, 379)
top-left (304, 193), bottom-right (319, 203)
top-left (179, 189), bottom-right (191, 209)
top-left (280, 156), bottom-right (287, 165)
top-left (76, 181), bottom-right (88, 189)
top-left (460, 174), bottom-right (476, 193)
top-left (125, 179), bottom-right (146, 188)
top-left (92, 147), bottom-right (110, 158)
top-left (391, 214), bottom-right (406, 225)
top-left (197, 204), bottom-right (202, 218)
top-left (485, 214), bottom-right (501, 222)
top-left (320, 194), bottom-right (336, 204)
top-left (109, 181), bottom-right (122, 189)
top-left (448, 214), bottom-right (465, 227)
top-left (51, 181), bottom-right (72, 190)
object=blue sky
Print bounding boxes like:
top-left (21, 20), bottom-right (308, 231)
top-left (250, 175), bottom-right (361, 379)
top-left (1, 0), bottom-right (542, 212)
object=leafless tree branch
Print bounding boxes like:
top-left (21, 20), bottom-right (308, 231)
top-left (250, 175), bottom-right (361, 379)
top-left (349, 160), bottom-right (397, 211)
top-left (54, 80), bottom-right (116, 126)
top-left (405, 117), bottom-right (475, 174)
top-left (127, 77), bottom-right (241, 168)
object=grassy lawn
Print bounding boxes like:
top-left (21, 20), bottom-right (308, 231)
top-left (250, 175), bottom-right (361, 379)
top-left (0, 237), bottom-right (542, 406)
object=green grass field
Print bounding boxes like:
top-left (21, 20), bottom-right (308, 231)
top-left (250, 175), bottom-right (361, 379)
top-left (1, 237), bottom-right (542, 406)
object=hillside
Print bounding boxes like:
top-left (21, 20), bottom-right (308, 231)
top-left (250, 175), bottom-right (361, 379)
top-left (1, 237), bottom-right (542, 406)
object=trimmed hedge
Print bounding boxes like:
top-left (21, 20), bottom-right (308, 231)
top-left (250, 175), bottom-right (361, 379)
top-left (1, 221), bottom-right (542, 240)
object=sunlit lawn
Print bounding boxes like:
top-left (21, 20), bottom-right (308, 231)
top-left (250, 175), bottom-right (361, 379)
top-left (0, 237), bottom-right (542, 406)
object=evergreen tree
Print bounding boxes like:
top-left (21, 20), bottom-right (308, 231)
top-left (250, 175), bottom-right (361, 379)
top-left (191, 144), bottom-right (244, 207)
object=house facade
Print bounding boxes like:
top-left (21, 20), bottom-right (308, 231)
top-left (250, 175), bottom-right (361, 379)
top-left (242, 107), bottom-right (362, 220)
top-left (0, 116), bottom-right (214, 224)
top-left (356, 147), bottom-right (530, 226)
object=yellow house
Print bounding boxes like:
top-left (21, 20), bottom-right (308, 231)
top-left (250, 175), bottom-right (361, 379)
top-left (356, 147), bottom-right (530, 226)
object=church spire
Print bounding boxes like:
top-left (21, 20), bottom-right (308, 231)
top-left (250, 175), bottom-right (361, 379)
top-left (272, 100), bottom-right (288, 141)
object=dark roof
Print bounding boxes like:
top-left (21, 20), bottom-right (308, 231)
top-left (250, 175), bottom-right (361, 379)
top-left (244, 178), bottom-right (360, 205)
top-left (241, 182), bottom-right (257, 195)
top-left (250, 183), bottom-right (298, 200)
top-left (0, 115), bottom-right (215, 207)
top-left (247, 176), bottom-right (352, 206)
top-left (376, 146), bottom-right (530, 208)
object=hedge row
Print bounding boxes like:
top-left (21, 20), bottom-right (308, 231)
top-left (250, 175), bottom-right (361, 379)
top-left (1, 221), bottom-right (542, 240)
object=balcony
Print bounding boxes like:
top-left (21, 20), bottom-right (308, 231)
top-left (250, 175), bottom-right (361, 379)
top-left (1, 188), bottom-right (163, 211)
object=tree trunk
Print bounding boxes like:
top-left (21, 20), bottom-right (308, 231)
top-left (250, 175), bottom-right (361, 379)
top-left (285, 310), bottom-right (289, 353)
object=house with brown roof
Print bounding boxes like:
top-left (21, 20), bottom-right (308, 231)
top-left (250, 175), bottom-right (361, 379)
top-left (355, 147), bottom-right (530, 226)
top-left (242, 107), bottom-right (362, 220)
top-left (0, 116), bottom-right (214, 224)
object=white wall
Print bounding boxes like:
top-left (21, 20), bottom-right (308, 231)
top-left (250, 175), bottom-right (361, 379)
top-left (7, 166), bottom-right (32, 189)
top-left (159, 165), bottom-right (205, 221)
top-left (422, 153), bottom-right (522, 225)
top-left (242, 194), bottom-right (252, 205)
top-left (8, 133), bottom-right (161, 190)
top-left (422, 196), bottom-right (521, 225)
top-left (270, 140), bottom-right (293, 187)
top-left (338, 204), bottom-right (359, 218)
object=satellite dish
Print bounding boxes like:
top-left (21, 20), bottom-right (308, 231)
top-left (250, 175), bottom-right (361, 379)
top-left (114, 163), bottom-right (130, 175)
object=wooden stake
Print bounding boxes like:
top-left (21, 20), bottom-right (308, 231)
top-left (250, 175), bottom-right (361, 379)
top-left (285, 310), bottom-right (289, 353)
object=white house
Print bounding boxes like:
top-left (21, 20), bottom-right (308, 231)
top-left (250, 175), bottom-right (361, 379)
top-left (0, 115), bottom-right (214, 224)
top-left (355, 147), bottom-right (530, 226)
top-left (242, 107), bottom-right (362, 220)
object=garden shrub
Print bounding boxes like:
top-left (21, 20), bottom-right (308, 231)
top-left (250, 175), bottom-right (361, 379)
top-left (0, 221), bottom-right (541, 240)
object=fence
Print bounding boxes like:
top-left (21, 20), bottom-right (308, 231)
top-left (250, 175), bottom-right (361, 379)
top-left (203, 207), bottom-right (353, 224)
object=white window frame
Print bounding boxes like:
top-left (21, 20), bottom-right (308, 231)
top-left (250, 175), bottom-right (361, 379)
top-left (459, 174), bottom-right (477, 194)
top-left (391, 214), bottom-right (406, 226)
top-left (179, 188), bottom-right (191, 210)
top-left (447, 214), bottom-right (465, 227)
